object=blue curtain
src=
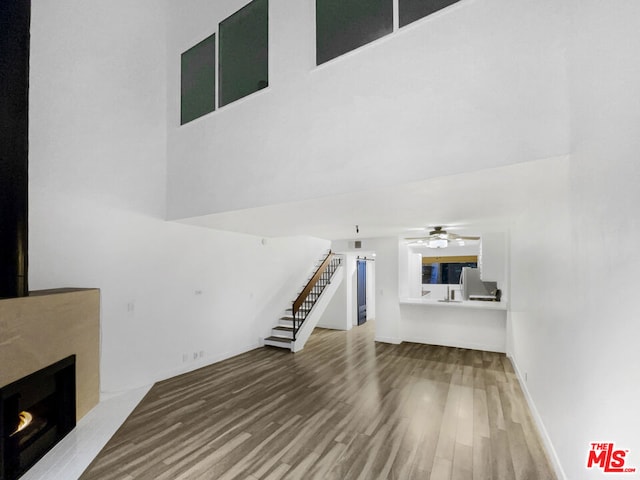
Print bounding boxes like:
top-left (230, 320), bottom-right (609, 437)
top-left (430, 263), bottom-right (440, 284)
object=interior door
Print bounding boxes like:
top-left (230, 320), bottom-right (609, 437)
top-left (357, 260), bottom-right (367, 325)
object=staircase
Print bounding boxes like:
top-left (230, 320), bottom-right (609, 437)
top-left (264, 251), bottom-right (342, 351)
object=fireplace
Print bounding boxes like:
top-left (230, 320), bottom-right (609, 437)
top-left (0, 356), bottom-right (76, 480)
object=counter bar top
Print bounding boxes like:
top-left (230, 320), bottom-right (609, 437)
top-left (399, 297), bottom-right (507, 311)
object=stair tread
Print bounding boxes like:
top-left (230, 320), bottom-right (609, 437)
top-left (273, 326), bottom-right (294, 332)
top-left (265, 336), bottom-right (292, 343)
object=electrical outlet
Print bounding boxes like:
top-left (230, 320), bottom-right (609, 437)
top-left (193, 352), bottom-right (198, 360)
top-left (182, 354), bottom-right (188, 363)
top-left (199, 351), bottom-right (204, 358)
top-left (127, 302), bottom-right (135, 313)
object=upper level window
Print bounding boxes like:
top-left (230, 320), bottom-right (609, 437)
top-left (219, 0), bottom-right (269, 107)
top-left (316, 0), bottom-right (393, 65)
top-left (180, 33), bottom-right (216, 125)
top-left (399, 0), bottom-right (461, 28)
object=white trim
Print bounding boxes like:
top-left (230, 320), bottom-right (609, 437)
top-left (374, 336), bottom-right (402, 344)
top-left (401, 336), bottom-right (505, 353)
top-left (392, 0), bottom-right (399, 31)
top-left (508, 354), bottom-right (567, 480)
top-left (154, 342), bottom-right (260, 385)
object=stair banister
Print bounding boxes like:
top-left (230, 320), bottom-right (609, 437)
top-left (291, 251), bottom-right (335, 340)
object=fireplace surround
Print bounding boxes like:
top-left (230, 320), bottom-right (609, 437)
top-left (0, 356), bottom-right (76, 480)
top-left (0, 289), bottom-right (100, 478)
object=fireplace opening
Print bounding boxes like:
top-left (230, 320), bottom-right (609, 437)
top-left (1, 355), bottom-right (76, 480)
top-left (9, 398), bottom-right (53, 452)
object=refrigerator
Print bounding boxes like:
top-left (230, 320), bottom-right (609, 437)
top-left (459, 267), bottom-right (499, 301)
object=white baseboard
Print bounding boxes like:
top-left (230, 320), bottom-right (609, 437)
top-left (401, 336), bottom-right (505, 353)
top-left (374, 336), bottom-right (402, 344)
top-left (154, 342), bottom-right (261, 385)
top-left (508, 354), bottom-right (567, 480)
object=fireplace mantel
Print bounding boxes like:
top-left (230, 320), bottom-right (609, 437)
top-left (0, 288), bottom-right (100, 420)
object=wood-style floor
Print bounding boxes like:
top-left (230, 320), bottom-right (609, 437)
top-left (79, 322), bottom-right (556, 480)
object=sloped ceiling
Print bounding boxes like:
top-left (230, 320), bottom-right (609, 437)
top-left (177, 155), bottom-right (570, 240)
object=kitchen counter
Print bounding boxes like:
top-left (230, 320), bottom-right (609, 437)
top-left (398, 297), bottom-right (507, 352)
top-left (399, 297), bottom-right (507, 311)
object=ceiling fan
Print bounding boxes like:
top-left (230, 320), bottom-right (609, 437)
top-left (405, 226), bottom-right (480, 248)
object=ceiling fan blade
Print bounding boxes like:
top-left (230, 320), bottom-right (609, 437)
top-left (457, 236), bottom-right (481, 240)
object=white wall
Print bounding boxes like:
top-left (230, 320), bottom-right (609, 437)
top-left (166, 0), bottom-right (569, 219)
top-left (508, 2), bottom-right (640, 478)
top-left (408, 253), bottom-right (422, 298)
top-left (362, 238), bottom-right (402, 343)
top-left (316, 266), bottom-right (349, 330)
top-left (28, 0), bottom-right (329, 393)
top-left (366, 260), bottom-right (376, 320)
top-left (401, 305), bottom-right (506, 353)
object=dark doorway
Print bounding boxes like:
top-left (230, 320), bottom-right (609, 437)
top-left (357, 260), bottom-right (367, 325)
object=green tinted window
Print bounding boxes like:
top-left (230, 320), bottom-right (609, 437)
top-left (399, 0), bottom-right (461, 28)
top-left (316, 0), bottom-right (393, 65)
top-left (181, 33), bottom-right (216, 125)
top-left (219, 0), bottom-right (269, 107)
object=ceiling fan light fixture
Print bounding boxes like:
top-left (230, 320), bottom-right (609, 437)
top-left (428, 238), bottom-right (448, 249)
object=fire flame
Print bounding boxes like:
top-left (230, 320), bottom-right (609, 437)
top-left (10, 411), bottom-right (33, 436)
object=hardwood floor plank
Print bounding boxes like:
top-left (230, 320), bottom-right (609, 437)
top-left (261, 463), bottom-right (290, 480)
top-left (434, 381), bottom-right (462, 462)
top-left (452, 443), bottom-right (473, 479)
top-left (282, 450), bottom-right (320, 480)
top-left (216, 416), bottom-right (301, 480)
top-left (305, 441), bottom-right (347, 479)
top-left (79, 322), bottom-right (556, 480)
top-left (473, 388), bottom-right (490, 439)
top-left (456, 385), bottom-right (474, 447)
top-left (371, 417), bottom-right (410, 480)
top-left (430, 456), bottom-right (452, 480)
top-left (323, 434), bottom-right (370, 480)
top-left (472, 435), bottom-right (493, 480)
